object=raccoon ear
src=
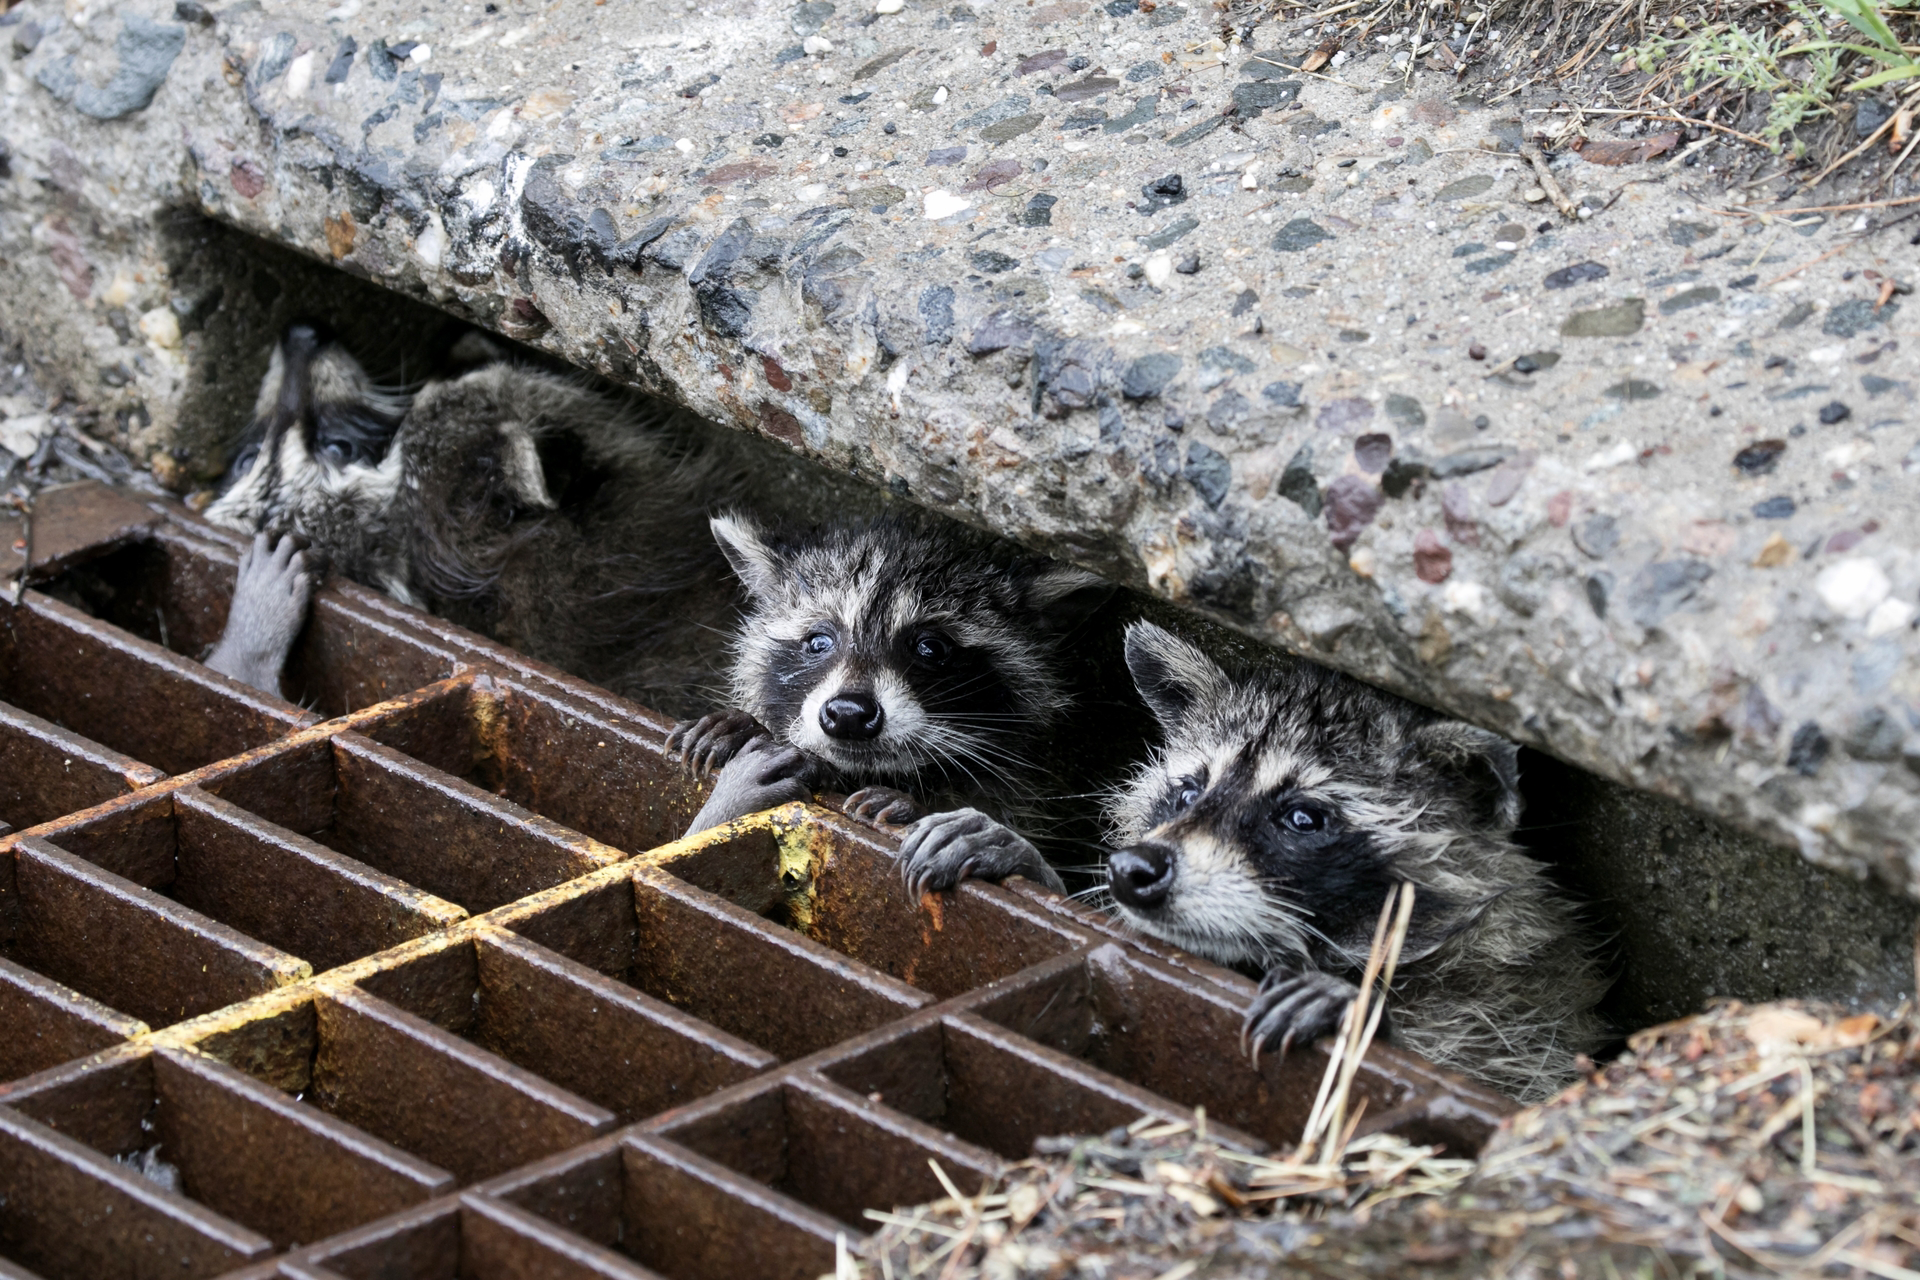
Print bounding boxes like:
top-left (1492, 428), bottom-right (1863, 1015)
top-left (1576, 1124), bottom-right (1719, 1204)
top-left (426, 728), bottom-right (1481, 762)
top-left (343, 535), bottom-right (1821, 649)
top-left (494, 423), bottom-right (556, 511)
top-left (1023, 565), bottom-right (1115, 634)
top-left (710, 513), bottom-right (783, 600)
top-left (1409, 722), bottom-right (1523, 831)
top-left (1123, 622), bottom-right (1229, 732)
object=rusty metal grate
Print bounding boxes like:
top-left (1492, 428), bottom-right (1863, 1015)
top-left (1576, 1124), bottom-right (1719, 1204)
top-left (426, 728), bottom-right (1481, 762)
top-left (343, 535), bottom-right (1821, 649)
top-left (0, 481), bottom-right (1513, 1280)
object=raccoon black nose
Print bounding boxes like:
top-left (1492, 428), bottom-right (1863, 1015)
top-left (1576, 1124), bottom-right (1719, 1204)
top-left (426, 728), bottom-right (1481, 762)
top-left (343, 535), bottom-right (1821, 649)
top-left (820, 692), bottom-right (884, 740)
top-left (1108, 844), bottom-right (1173, 910)
top-left (282, 323), bottom-right (325, 354)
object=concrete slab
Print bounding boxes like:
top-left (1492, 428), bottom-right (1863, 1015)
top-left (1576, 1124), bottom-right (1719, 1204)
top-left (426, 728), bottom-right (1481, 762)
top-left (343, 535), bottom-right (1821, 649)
top-left (0, 0), bottom-right (1915, 898)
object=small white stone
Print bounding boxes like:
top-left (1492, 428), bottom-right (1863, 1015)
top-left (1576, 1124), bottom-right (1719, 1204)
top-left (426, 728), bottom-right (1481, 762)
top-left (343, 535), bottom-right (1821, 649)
top-left (923, 189), bottom-right (971, 219)
top-left (0, 413), bottom-right (49, 460)
top-left (138, 307), bottom-right (181, 350)
top-left (1494, 239), bottom-right (1518, 251)
top-left (1522, 186), bottom-right (1547, 202)
top-left (932, 85), bottom-right (949, 104)
top-left (674, 137), bottom-right (695, 154)
top-left (1443, 580), bottom-right (1493, 623)
top-left (1240, 161), bottom-right (1261, 189)
top-left (803, 34), bottom-right (834, 54)
top-left (1823, 441), bottom-right (1870, 468)
top-left (460, 178), bottom-right (497, 217)
top-left (1808, 343), bottom-right (1846, 365)
top-left (875, 0), bottom-right (904, 11)
top-left (1866, 597), bottom-right (1915, 639)
top-left (1583, 440), bottom-right (1637, 470)
top-left (414, 217), bottom-right (447, 268)
top-left (794, 182), bottom-right (828, 200)
top-left (1144, 252), bottom-right (1172, 287)
top-left (408, 44), bottom-right (431, 65)
top-left (285, 51), bottom-right (314, 96)
top-left (1815, 557), bottom-right (1891, 620)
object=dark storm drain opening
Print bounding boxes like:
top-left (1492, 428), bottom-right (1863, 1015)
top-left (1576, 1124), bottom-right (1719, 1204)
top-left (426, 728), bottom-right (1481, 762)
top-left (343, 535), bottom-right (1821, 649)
top-left (0, 482), bottom-right (1513, 1280)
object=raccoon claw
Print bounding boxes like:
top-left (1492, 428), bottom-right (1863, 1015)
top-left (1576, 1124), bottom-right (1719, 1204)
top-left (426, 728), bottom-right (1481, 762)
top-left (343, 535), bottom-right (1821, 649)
top-left (843, 786), bottom-right (928, 829)
top-left (667, 708), bottom-right (771, 776)
top-left (204, 532), bottom-right (316, 697)
top-left (894, 808), bottom-right (1066, 899)
top-left (682, 734), bottom-right (815, 837)
top-left (1242, 970), bottom-right (1362, 1069)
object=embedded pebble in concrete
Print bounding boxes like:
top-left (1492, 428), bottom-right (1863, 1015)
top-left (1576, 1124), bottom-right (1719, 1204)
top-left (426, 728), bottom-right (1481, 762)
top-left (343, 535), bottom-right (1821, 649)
top-left (0, 0), bottom-right (1916, 900)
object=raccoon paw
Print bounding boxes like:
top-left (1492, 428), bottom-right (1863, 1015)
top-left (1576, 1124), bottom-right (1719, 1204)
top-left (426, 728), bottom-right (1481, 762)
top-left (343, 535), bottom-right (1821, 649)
top-left (1242, 970), bottom-right (1361, 1067)
top-left (894, 808), bottom-right (1066, 899)
top-left (204, 532), bottom-right (315, 697)
top-left (667, 708), bottom-right (771, 776)
top-left (682, 734), bottom-right (815, 836)
top-left (842, 786), bottom-right (928, 828)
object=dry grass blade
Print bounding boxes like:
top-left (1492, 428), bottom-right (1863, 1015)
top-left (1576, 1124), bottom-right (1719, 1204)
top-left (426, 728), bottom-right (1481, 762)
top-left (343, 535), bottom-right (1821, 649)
top-left (1315, 882), bottom-right (1415, 1167)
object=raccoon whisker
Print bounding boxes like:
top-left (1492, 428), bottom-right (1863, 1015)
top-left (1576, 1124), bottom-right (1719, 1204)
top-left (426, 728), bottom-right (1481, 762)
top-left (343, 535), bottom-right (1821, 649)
top-left (1053, 861), bottom-right (1113, 877)
top-left (909, 721), bottom-right (1041, 781)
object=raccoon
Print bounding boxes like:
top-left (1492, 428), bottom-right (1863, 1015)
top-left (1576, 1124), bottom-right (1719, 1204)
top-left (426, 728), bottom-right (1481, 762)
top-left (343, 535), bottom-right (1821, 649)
top-left (1101, 622), bottom-right (1608, 1102)
top-left (204, 324), bottom-right (744, 715)
top-left (667, 513), bottom-right (1111, 891)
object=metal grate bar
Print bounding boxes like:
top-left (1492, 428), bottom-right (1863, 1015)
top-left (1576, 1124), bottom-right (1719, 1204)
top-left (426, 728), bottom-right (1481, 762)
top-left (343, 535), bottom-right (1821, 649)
top-left (0, 701), bottom-right (165, 832)
top-left (10, 838), bottom-right (311, 1026)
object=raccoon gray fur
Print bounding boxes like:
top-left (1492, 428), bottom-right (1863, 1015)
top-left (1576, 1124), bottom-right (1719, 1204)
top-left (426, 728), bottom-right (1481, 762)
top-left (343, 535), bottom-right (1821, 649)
top-left (667, 513), bottom-right (1110, 889)
top-left (1103, 622), bottom-right (1608, 1103)
top-left (205, 324), bottom-right (744, 716)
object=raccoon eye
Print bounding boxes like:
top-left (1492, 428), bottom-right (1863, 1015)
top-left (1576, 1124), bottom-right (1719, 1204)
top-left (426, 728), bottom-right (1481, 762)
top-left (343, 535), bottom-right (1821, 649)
top-left (319, 439), bottom-right (352, 466)
top-left (802, 631), bottom-right (836, 656)
top-left (1281, 805), bottom-right (1327, 833)
top-left (1173, 781), bottom-right (1202, 812)
top-left (912, 632), bottom-right (952, 666)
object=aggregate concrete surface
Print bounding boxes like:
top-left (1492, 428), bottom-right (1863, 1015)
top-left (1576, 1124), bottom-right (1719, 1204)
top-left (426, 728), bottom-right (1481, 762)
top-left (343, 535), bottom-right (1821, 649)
top-left (1, 0), bottom-right (1916, 901)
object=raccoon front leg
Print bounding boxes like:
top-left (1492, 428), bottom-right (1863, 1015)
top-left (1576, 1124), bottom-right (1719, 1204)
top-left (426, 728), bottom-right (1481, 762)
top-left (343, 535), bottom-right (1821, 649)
top-left (842, 786), bottom-right (928, 828)
top-left (682, 734), bottom-right (816, 836)
top-left (204, 533), bottom-right (316, 698)
top-left (667, 708), bottom-right (772, 776)
top-left (893, 808), bottom-right (1066, 898)
top-left (1242, 969), bottom-right (1367, 1066)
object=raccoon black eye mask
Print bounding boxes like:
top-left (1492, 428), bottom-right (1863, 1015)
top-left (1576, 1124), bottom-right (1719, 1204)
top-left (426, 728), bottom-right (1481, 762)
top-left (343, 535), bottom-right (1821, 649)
top-left (668, 513), bottom-right (1109, 894)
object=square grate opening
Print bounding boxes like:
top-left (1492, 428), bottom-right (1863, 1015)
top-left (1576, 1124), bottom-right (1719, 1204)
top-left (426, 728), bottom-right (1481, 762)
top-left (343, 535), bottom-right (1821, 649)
top-left (0, 481), bottom-right (1513, 1280)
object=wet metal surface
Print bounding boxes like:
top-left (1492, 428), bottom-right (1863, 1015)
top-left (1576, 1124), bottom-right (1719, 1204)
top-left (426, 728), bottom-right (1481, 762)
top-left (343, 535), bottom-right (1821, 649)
top-left (0, 494), bottom-right (1513, 1280)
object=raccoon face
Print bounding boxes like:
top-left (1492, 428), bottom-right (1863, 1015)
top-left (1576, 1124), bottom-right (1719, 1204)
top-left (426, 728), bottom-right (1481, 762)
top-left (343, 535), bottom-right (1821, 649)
top-left (205, 323), bottom-right (409, 537)
top-left (1104, 622), bottom-right (1517, 970)
top-left (711, 514), bottom-right (1109, 787)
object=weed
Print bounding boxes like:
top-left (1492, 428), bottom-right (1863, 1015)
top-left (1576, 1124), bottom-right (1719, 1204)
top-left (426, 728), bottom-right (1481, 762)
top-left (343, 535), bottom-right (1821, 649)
top-left (1617, 0), bottom-right (1918, 153)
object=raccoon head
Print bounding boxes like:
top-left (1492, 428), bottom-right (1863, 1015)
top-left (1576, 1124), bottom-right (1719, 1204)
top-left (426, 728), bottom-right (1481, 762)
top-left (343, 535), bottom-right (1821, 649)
top-left (1103, 622), bottom-right (1519, 970)
top-left (205, 323), bottom-right (409, 539)
top-left (711, 513), bottom-right (1110, 789)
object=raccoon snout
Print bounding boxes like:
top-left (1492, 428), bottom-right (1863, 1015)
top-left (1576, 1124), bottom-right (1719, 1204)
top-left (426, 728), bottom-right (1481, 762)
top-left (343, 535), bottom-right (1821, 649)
top-left (820, 691), bottom-right (885, 740)
top-left (1108, 843), bottom-right (1175, 910)
top-left (282, 322), bottom-right (325, 356)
